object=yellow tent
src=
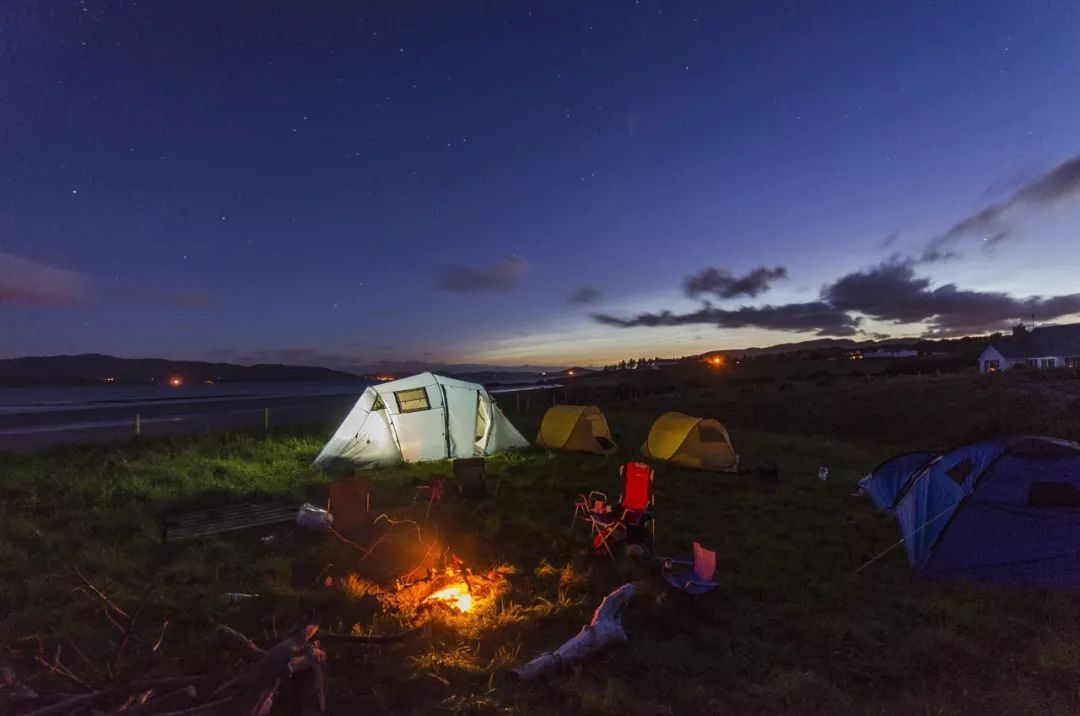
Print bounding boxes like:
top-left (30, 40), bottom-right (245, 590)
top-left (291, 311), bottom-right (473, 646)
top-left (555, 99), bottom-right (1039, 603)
top-left (535, 405), bottom-right (616, 454)
top-left (641, 412), bottom-right (738, 471)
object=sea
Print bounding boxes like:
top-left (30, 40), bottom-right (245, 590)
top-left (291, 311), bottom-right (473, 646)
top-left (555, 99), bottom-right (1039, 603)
top-left (0, 382), bottom-right (367, 450)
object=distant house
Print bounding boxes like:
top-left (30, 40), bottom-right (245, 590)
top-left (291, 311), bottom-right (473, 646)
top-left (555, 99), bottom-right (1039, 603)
top-left (978, 323), bottom-right (1080, 373)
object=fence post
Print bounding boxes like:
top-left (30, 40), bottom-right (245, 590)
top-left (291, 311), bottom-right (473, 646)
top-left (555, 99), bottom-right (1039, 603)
top-left (135, 413), bottom-right (141, 435)
top-left (264, 407), bottom-right (269, 431)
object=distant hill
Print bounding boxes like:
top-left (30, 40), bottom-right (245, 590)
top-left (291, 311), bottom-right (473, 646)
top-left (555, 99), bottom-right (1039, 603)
top-left (696, 334), bottom-right (990, 360)
top-left (0, 354), bottom-right (365, 387)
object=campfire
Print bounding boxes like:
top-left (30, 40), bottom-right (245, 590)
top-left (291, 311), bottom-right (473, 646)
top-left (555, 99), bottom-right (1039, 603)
top-left (423, 581), bottom-right (473, 613)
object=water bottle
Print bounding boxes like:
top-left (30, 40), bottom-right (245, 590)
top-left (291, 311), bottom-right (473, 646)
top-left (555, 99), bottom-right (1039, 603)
top-left (818, 466), bottom-right (829, 482)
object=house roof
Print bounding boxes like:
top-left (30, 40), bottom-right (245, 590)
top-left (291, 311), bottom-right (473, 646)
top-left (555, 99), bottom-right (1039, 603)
top-left (992, 323), bottom-right (1080, 359)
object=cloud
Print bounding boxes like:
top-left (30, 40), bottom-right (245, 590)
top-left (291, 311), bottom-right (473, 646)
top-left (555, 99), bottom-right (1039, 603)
top-left (435, 255), bottom-right (527, 293)
top-left (593, 301), bottom-right (860, 337)
top-left (0, 250), bottom-right (215, 309)
top-left (594, 257), bottom-right (1080, 340)
top-left (922, 152), bottom-right (1080, 262)
top-left (0, 251), bottom-right (89, 306)
top-left (823, 258), bottom-right (1080, 335)
top-left (685, 266), bottom-right (788, 299)
top-left (567, 286), bottom-right (602, 305)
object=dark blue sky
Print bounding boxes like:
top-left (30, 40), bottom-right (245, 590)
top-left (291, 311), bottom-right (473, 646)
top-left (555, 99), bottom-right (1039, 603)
top-left (3, 1), bottom-right (1079, 370)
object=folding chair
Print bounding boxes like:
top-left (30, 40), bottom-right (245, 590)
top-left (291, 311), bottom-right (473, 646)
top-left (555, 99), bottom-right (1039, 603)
top-left (412, 477), bottom-right (445, 520)
top-left (453, 458), bottom-right (493, 496)
top-left (660, 542), bottom-right (718, 595)
top-left (580, 462), bottom-right (655, 558)
top-left (327, 476), bottom-right (371, 534)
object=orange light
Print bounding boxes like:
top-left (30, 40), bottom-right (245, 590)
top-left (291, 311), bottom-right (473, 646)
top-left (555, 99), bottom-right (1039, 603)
top-left (168, 376), bottom-right (183, 387)
top-left (424, 583), bottom-right (473, 612)
top-left (708, 356), bottom-right (724, 367)
top-left (567, 369), bottom-right (575, 376)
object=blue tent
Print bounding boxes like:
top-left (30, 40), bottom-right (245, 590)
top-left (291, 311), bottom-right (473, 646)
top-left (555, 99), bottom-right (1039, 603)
top-left (859, 437), bottom-right (1080, 587)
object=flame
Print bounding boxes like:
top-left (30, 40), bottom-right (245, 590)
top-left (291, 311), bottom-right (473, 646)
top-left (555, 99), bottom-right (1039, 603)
top-left (424, 583), bottom-right (473, 612)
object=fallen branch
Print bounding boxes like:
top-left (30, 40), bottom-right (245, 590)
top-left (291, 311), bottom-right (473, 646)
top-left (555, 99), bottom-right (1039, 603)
top-left (109, 581), bottom-right (159, 679)
top-left (235, 613), bottom-right (319, 716)
top-left (151, 619), bottom-right (170, 653)
top-left (299, 643), bottom-right (325, 715)
top-left (25, 678), bottom-right (205, 716)
top-left (328, 527), bottom-right (389, 564)
top-left (216, 625), bottom-right (265, 659)
top-left (511, 582), bottom-right (635, 680)
top-left (73, 568), bottom-right (130, 623)
top-left (152, 697), bottom-right (233, 715)
top-left (105, 685), bottom-right (197, 716)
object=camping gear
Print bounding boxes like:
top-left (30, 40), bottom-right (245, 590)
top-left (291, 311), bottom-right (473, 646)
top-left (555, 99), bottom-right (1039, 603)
top-left (535, 405), bottom-right (616, 454)
top-left (453, 457), bottom-right (494, 496)
top-left (314, 372), bottom-right (528, 467)
top-left (413, 477), bottom-right (445, 519)
top-left (162, 502), bottom-right (297, 542)
top-left (578, 462), bottom-right (655, 558)
top-left (296, 504), bottom-right (334, 531)
top-left (327, 477), bottom-right (371, 532)
top-left (859, 437), bottom-right (1080, 586)
top-left (641, 412), bottom-right (738, 472)
top-left (660, 542), bottom-right (719, 595)
top-left (571, 491), bottom-right (612, 529)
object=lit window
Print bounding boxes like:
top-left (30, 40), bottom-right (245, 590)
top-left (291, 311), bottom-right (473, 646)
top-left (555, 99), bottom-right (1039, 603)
top-left (394, 387), bottom-right (430, 413)
top-left (984, 359), bottom-right (999, 373)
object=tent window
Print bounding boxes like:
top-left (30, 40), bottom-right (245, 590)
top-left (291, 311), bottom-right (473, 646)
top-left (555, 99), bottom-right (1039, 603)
top-left (371, 394), bottom-right (385, 411)
top-left (394, 387), bottom-right (430, 413)
top-left (945, 458), bottom-right (974, 485)
top-left (1027, 482), bottom-right (1080, 508)
top-left (698, 427), bottom-right (727, 443)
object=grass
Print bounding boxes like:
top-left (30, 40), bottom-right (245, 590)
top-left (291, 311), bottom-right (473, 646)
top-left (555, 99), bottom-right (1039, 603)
top-left (4, 371), bottom-right (1080, 714)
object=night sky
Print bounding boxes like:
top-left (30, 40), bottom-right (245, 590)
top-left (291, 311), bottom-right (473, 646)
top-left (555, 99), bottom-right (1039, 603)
top-left (3, 1), bottom-right (1079, 372)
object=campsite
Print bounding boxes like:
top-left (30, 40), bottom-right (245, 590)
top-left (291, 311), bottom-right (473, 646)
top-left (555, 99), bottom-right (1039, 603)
top-left (4, 367), bottom-right (1080, 715)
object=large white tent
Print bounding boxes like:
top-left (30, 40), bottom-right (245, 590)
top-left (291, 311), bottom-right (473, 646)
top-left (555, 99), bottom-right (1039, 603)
top-left (313, 372), bottom-right (528, 467)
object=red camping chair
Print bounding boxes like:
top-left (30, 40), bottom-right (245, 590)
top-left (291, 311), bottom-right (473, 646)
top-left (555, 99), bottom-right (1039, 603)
top-left (575, 462), bottom-right (655, 558)
top-left (327, 477), bottom-right (371, 535)
top-left (412, 477), bottom-right (445, 520)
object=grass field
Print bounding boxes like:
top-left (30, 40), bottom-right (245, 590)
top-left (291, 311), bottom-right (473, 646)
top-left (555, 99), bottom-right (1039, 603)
top-left (4, 371), bottom-right (1080, 714)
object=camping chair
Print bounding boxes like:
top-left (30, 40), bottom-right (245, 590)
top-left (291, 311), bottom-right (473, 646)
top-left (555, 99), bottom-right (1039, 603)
top-left (412, 477), bottom-right (445, 520)
top-left (660, 542), bottom-right (718, 595)
top-left (327, 476), bottom-right (371, 534)
top-left (453, 458), bottom-right (495, 496)
top-left (579, 462), bottom-right (655, 558)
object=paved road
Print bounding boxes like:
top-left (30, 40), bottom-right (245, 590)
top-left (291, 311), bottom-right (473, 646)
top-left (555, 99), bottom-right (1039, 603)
top-left (0, 391), bottom-right (360, 451)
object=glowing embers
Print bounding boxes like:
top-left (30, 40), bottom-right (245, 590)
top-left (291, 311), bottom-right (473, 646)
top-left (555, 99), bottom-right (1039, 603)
top-left (423, 580), bottom-right (474, 613)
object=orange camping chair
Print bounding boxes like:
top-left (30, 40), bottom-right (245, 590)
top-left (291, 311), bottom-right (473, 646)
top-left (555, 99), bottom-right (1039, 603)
top-left (577, 462), bottom-right (655, 558)
top-left (327, 476), bottom-right (371, 534)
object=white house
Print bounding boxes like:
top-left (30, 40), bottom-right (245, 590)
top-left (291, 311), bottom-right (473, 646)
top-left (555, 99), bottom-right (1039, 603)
top-left (978, 323), bottom-right (1080, 374)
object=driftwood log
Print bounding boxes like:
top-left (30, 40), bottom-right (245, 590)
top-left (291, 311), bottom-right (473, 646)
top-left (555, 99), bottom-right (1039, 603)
top-left (511, 582), bottom-right (635, 680)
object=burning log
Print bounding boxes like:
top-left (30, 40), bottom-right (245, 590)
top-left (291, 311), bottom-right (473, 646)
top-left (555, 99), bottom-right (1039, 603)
top-left (511, 582), bottom-right (635, 680)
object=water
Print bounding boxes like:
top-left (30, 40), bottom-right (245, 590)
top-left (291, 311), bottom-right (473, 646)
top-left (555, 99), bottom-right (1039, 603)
top-left (0, 382), bottom-right (367, 450)
top-left (0, 382), bottom-right (365, 415)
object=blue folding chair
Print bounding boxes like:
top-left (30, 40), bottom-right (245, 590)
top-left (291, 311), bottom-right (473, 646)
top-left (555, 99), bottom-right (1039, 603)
top-left (660, 542), bottom-right (718, 595)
